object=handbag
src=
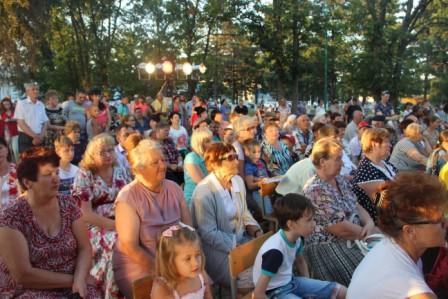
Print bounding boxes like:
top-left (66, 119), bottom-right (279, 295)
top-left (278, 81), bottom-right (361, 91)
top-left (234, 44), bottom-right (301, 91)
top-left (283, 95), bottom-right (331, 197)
top-left (352, 234), bottom-right (385, 256)
top-left (346, 214), bottom-right (385, 255)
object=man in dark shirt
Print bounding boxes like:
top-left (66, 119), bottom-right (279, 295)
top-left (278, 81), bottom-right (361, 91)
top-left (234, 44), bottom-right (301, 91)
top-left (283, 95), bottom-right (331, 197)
top-left (374, 91), bottom-right (400, 121)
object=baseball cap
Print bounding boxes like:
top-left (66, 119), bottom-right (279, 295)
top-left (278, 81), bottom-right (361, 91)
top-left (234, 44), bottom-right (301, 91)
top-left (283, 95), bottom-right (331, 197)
top-left (358, 121), bottom-right (371, 129)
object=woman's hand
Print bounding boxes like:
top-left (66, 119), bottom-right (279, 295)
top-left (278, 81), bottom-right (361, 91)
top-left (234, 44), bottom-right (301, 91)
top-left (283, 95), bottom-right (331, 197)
top-left (359, 221), bottom-right (375, 239)
top-left (72, 277), bottom-right (87, 298)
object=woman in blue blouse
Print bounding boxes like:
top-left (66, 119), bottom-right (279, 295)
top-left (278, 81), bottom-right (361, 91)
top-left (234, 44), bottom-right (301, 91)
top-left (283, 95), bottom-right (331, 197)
top-left (260, 122), bottom-right (293, 176)
top-left (183, 128), bottom-right (213, 206)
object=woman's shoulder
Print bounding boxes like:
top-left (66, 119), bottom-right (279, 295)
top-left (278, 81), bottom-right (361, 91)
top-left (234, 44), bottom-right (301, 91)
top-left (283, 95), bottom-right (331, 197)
top-left (0, 196), bottom-right (29, 229)
top-left (396, 138), bottom-right (414, 149)
top-left (231, 175), bottom-right (245, 187)
top-left (185, 151), bottom-right (202, 163)
top-left (163, 179), bottom-right (184, 194)
top-left (335, 175), bottom-right (353, 190)
top-left (116, 180), bottom-right (140, 203)
top-left (58, 196), bottom-right (82, 221)
top-left (193, 175), bottom-right (214, 195)
top-left (303, 175), bottom-right (320, 191)
top-left (76, 167), bottom-right (92, 177)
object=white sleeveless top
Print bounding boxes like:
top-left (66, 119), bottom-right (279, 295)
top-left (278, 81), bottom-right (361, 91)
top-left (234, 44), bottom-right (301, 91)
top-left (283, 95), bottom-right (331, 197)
top-left (154, 273), bottom-right (206, 299)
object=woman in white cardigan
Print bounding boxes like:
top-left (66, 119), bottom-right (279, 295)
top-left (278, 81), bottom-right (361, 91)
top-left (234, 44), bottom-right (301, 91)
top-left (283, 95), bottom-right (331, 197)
top-left (191, 142), bottom-right (262, 288)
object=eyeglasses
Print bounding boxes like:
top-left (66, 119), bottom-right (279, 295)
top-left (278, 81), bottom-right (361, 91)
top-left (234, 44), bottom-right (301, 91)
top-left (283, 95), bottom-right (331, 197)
top-left (402, 217), bottom-right (446, 228)
top-left (244, 126), bottom-right (257, 132)
top-left (98, 148), bottom-right (115, 157)
top-left (219, 154), bottom-right (239, 161)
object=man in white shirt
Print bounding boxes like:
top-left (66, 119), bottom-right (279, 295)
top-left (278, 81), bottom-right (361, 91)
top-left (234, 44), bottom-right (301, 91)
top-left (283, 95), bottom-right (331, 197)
top-left (14, 82), bottom-right (49, 153)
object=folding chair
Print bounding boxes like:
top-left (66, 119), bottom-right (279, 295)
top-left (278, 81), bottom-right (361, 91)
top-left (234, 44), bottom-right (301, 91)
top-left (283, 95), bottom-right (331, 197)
top-left (228, 231), bottom-right (274, 299)
top-left (132, 275), bottom-right (153, 299)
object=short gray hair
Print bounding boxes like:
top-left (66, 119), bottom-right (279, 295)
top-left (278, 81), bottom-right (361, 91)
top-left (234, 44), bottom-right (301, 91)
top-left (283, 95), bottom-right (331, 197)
top-left (233, 115), bottom-right (255, 135)
top-left (128, 139), bottom-right (161, 171)
top-left (24, 82), bottom-right (39, 90)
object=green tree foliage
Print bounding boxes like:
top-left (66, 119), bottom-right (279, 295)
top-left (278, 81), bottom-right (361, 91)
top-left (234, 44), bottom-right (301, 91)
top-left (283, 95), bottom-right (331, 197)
top-left (0, 0), bottom-right (446, 103)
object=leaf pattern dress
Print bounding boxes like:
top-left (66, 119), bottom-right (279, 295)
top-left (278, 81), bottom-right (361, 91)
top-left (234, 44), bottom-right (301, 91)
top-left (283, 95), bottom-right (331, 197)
top-left (72, 166), bottom-right (130, 298)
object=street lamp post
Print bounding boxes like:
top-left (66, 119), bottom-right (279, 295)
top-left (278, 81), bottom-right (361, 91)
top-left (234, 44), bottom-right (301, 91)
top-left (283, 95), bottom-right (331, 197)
top-left (137, 60), bottom-right (206, 97)
top-left (323, 0), bottom-right (329, 109)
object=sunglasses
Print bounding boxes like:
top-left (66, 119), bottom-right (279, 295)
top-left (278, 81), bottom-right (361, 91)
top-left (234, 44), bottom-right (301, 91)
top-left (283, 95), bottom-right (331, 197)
top-left (245, 126), bottom-right (257, 131)
top-left (220, 153), bottom-right (239, 161)
top-left (402, 217), bottom-right (446, 228)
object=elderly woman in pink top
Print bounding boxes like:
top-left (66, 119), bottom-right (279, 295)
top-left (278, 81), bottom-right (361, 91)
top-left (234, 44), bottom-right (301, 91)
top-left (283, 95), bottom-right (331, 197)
top-left (113, 139), bottom-right (191, 299)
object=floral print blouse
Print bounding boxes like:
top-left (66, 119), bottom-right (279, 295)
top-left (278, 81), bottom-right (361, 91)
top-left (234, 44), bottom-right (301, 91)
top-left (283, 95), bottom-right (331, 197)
top-left (260, 139), bottom-right (292, 177)
top-left (303, 175), bottom-right (360, 245)
top-left (72, 166), bottom-right (130, 218)
top-left (0, 163), bottom-right (18, 208)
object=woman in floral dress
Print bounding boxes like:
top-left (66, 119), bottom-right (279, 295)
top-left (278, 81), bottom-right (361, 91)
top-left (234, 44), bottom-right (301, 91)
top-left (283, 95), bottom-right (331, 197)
top-left (303, 138), bottom-right (376, 286)
top-left (0, 147), bottom-right (101, 298)
top-left (0, 137), bottom-right (18, 208)
top-left (72, 133), bottom-right (130, 298)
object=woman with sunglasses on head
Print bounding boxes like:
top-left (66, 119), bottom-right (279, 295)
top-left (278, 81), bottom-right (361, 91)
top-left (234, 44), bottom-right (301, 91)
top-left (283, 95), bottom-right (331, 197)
top-left (72, 133), bottom-right (130, 298)
top-left (347, 172), bottom-right (448, 299)
top-left (191, 142), bottom-right (262, 294)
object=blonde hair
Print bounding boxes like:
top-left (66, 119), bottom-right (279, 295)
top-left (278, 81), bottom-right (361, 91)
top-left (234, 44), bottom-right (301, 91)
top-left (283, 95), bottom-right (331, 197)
top-left (64, 121), bottom-right (81, 135)
top-left (310, 137), bottom-right (342, 167)
top-left (79, 133), bottom-right (116, 172)
top-left (54, 135), bottom-right (73, 150)
top-left (229, 111), bottom-right (240, 125)
top-left (361, 128), bottom-right (390, 153)
top-left (156, 226), bottom-right (205, 286)
top-left (127, 138), bottom-right (161, 174)
top-left (233, 115), bottom-right (254, 135)
top-left (242, 139), bottom-right (261, 154)
top-left (404, 123), bottom-right (422, 139)
top-left (190, 127), bottom-right (213, 157)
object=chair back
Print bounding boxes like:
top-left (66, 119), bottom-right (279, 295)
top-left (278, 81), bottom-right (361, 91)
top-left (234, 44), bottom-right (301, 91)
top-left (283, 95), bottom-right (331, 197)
top-left (260, 181), bottom-right (279, 197)
top-left (228, 231), bottom-right (274, 299)
top-left (132, 275), bottom-right (153, 299)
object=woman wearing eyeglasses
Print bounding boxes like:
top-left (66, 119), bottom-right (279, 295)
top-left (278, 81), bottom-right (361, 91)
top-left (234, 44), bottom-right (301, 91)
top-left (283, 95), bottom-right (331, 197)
top-left (72, 133), bottom-right (130, 298)
top-left (191, 142), bottom-right (262, 291)
top-left (347, 172), bottom-right (447, 299)
top-left (232, 115), bottom-right (257, 176)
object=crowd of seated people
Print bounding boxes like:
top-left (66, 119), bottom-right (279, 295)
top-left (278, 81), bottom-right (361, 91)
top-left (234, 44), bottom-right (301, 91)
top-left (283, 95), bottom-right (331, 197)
top-left (0, 84), bottom-right (447, 299)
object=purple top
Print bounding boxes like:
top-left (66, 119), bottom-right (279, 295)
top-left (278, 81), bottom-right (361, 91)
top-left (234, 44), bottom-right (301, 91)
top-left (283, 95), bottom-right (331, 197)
top-left (113, 179), bottom-right (185, 298)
